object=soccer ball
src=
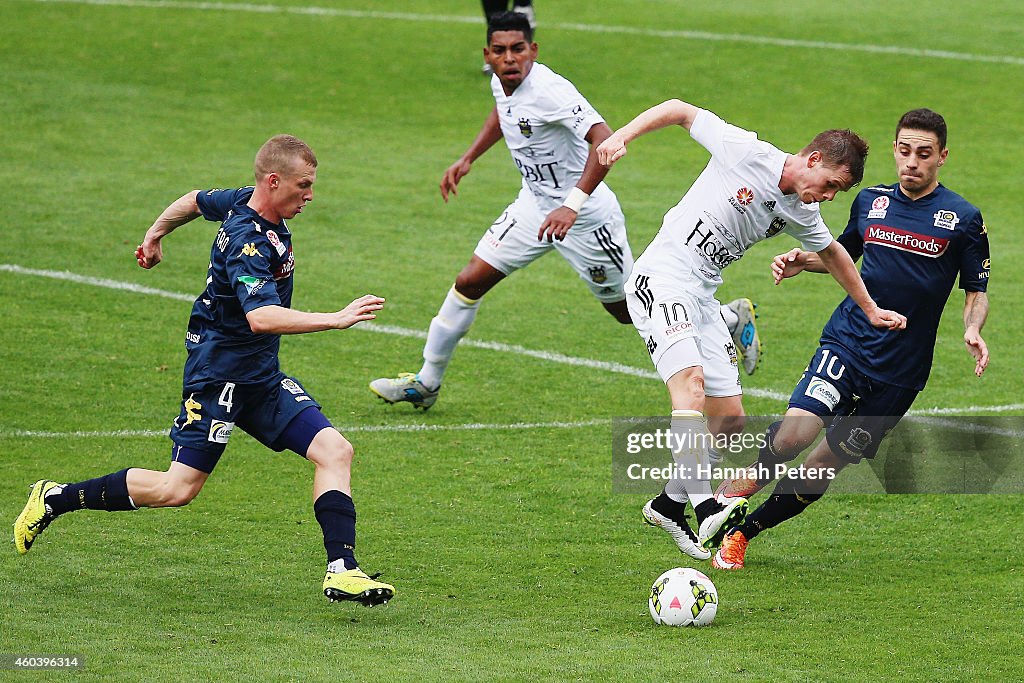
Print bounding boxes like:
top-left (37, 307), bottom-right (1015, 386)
top-left (648, 567), bottom-right (718, 627)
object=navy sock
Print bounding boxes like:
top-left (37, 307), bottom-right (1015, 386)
top-left (314, 490), bottom-right (358, 570)
top-left (46, 469), bottom-right (136, 516)
top-left (738, 476), bottom-right (823, 540)
top-left (754, 421), bottom-right (787, 486)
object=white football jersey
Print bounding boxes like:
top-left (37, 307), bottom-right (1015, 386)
top-left (635, 108), bottom-right (835, 295)
top-left (491, 63), bottom-right (617, 228)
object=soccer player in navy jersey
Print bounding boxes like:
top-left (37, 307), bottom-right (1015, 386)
top-left (13, 135), bottom-right (396, 605)
top-left (711, 109), bottom-right (991, 570)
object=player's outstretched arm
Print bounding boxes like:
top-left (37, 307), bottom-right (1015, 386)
top-left (245, 295), bottom-right (385, 335)
top-left (596, 99), bottom-right (700, 167)
top-left (815, 240), bottom-right (907, 330)
top-left (135, 190), bottom-right (202, 269)
top-left (963, 290), bottom-right (990, 376)
top-left (440, 107), bottom-right (504, 203)
top-left (538, 122), bottom-right (614, 242)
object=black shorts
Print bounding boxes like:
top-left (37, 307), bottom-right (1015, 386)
top-left (788, 345), bottom-right (918, 462)
top-left (168, 372), bottom-right (323, 470)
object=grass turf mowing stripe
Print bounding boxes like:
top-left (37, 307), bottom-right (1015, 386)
top-left (29, 0), bottom-right (1024, 67)
top-left (3, 263), bottom-right (1019, 415)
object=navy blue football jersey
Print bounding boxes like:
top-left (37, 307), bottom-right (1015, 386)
top-left (182, 187), bottom-right (296, 389)
top-left (820, 183), bottom-right (989, 390)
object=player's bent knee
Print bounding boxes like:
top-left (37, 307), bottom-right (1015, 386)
top-left (307, 429), bottom-right (354, 472)
top-left (155, 477), bottom-right (203, 508)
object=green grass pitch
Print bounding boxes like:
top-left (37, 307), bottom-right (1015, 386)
top-left (1, 0), bottom-right (1022, 680)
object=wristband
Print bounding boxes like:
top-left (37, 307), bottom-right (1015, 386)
top-left (561, 187), bottom-right (589, 213)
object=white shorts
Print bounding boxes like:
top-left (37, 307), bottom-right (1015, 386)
top-left (625, 270), bottom-right (741, 397)
top-left (473, 194), bottom-right (633, 303)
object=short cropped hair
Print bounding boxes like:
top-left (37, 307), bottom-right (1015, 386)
top-left (801, 129), bottom-right (869, 187)
top-left (254, 134), bottom-right (317, 181)
top-left (487, 11), bottom-right (533, 44)
top-left (896, 108), bottom-right (947, 150)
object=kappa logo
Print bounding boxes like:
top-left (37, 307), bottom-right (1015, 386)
top-left (208, 420), bottom-right (235, 444)
top-left (241, 242), bottom-right (262, 257)
top-left (933, 210), bottom-right (960, 230)
top-left (184, 395), bottom-right (202, 427)
top-left (865, 225), bottom-right (950, 257)
top-left (868, 195), bottom-right (889, 219)
top-left (762, 199), bottom-right (776, 212)
top-left (588, 265), bottom-right (607, 284)
top-left (518, 118), bottom-right (533, 138)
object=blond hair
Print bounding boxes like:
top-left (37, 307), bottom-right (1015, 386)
top-left (254, 134), bottom-right (317, 181)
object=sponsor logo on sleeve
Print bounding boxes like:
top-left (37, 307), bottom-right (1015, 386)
top-left (867, 196), bottom-right (889, 219)
top-left (805, 377), bottom-right (841, 410)
top-left (237, 275), bottom-right (270, 295)
top-left (208, 420), bottom-right (235, 444)
top-left (864, 225), bottom-right (950, 257)
top-left (933, 210), bottom-right (960, 230)
top-left (266, 230), bottom-right (287, 256)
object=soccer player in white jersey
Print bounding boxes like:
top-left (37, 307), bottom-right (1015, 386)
top-left (368, 11), bottom-right (637, 409)
top-left (597, 99), bottom-right (907, 558)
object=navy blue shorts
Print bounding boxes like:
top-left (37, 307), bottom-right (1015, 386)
top-left (788, 344), bottom-right (918, 462)
top-left (168, 372), bottom-right (328, 472)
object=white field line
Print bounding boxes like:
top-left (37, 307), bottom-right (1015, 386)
top-left (2, 263), bottom-right (1022, 418)
top-left (31, 0), bottom-right (1024, 67)
top-left (0, 418), bottom-right (608, 439)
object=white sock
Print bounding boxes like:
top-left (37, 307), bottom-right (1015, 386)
top-left (720, 304), bottom-right (739, 335)
top-left (418, 286), bottom-right (481, 390)
top-left (670, 409), bottom-right (714, 508)
top-left (664, 477), bottom-right (689, 504)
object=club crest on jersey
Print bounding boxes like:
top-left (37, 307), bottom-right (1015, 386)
top-left (765, 216), bottom-right (787, 238)
top-left (933, 210), bottom-right (960, 230)
top-left (867, 196), bottom-right (889, 219)
top-left (266, 230), bottom-right (287, 256)
top-left (518, 118), bottom-right (533, 138)
top-left (588, 265), bottom-right (607, 284)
